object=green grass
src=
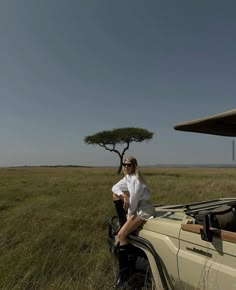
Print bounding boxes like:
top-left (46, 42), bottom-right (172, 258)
top-left (0, 166), bottom-right (236, 289)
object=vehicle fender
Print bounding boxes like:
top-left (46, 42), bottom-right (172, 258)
top-left (128, 234), bottom-right (173, 290)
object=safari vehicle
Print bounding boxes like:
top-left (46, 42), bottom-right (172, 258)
top-left (108, 108), bottom-right (236, 289)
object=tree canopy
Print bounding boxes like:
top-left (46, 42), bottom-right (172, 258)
top-left (84, 127), bottom-right (154, 173)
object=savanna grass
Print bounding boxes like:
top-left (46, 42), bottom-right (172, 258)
top-left (0, 166), bottom-right (236, 289)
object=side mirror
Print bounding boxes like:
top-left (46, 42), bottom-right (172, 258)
top-left (200, 214), bottom-right (213, 242)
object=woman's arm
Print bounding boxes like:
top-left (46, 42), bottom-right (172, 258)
top-left (112, 177), bottom-right (130, 210)
top-left (112, 177), bottom-right (128, 196)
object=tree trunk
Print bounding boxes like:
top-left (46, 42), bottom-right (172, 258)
top-left (117, 150), bottom-right (127, 174)
top-left (117, 157), bottom-right (123, 174)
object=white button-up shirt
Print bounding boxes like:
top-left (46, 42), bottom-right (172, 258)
top-left (112, 174), bottom-right (150, 216)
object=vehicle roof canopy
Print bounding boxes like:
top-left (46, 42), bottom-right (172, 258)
top-left (174, 108), bottom-right (236, 137)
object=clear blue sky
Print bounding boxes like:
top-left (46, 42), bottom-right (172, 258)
top-left (1, 0), bottom-right (236, 167)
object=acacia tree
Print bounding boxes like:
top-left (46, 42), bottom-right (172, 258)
top-left (84, 127), bottom-right (154, 173)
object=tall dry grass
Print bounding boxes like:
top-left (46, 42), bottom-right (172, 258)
top-left (0, 166), bottom-right (236, 289)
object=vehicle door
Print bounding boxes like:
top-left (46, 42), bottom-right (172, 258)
top-left (178, 224), bottom-right (236, 290)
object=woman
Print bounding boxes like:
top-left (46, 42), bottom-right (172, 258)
top-left (112, 156), bottom-right (155, 287)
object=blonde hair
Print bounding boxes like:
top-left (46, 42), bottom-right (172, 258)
top-left (123, 155), bottom-right (148, 187)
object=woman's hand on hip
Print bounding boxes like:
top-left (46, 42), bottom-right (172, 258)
top-left (122, 193), bottom-right (129, 210)
top-left (123, 198), bottom-right (129, 210)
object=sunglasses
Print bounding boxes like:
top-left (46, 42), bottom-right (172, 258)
top-left (122, 163), bottom-right (132, 167)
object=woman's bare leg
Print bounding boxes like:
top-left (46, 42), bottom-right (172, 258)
top-left (118, 215), bottom-right (144, 245)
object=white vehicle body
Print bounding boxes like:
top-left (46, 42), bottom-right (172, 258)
top-left (108, 108), bottom-right (236, 290)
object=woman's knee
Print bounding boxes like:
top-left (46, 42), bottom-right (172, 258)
top-left (113, 193), bottom-right (120, 200)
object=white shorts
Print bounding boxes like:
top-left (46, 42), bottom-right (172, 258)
top-left (136, 200), bottom-right (155, 220)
